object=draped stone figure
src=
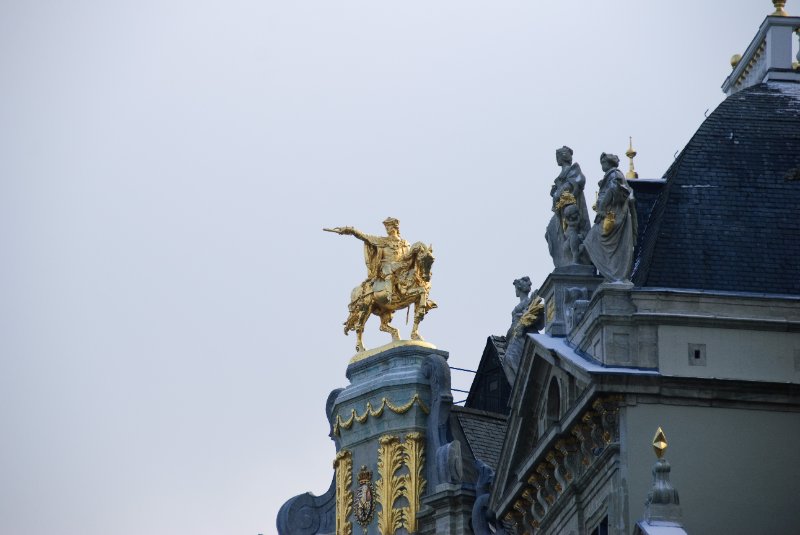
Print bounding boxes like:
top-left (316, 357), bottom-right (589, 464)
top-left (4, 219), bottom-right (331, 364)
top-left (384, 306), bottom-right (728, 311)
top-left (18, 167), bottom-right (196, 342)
top-left (504, 279), bottom-right (544, 380)
top-left (506, 276), bottom-right (532, 340)
top-left (545, 146), bottom-right (592, 267)
top-left (582, 153), bottom-right (638, 282)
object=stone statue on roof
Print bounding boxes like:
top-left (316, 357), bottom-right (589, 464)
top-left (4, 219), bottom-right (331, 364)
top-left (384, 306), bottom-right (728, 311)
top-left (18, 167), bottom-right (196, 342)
top-left (507, 276), bottom-right (532, 340)
top-left (503, 276), bottom-right (544, 379)
top-left (325, 218), bottom-right (437, 353)
top-left (582, 153), bottom-right (638, 282)
top-left (545, 146), bottom-right (592, 267)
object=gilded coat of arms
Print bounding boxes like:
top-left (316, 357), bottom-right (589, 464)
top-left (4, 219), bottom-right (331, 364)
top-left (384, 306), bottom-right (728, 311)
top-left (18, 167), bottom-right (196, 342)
top-left (353, 465), bottom-right (375, 529)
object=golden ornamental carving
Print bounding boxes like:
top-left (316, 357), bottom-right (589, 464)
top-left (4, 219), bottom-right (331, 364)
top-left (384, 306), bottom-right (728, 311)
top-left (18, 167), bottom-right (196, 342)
top-left (518, 296), bottom-right (544, 332)
top-left (602, 210), bottom-right (616, 235)
top-left (546, 299), bottom-right (555, 323)
top-left (324, 218), bottom-right (437, 354)
top-left (400, 432), bottom-right (426, 533)
top-left (376, 435), bottom-right (405, 535)
top-left (555, 190), bottom-right (577, 212)
top-left (333, 394), bottom-right (430, 436)
top-left (333, 450), bottom-right (353, 535)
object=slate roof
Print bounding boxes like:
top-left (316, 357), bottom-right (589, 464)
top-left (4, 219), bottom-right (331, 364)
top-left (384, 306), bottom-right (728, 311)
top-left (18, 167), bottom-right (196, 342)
top-left (633, 82), bottom-right (800, 294)
top-left (490, 335), bottom-right (507, 361)
top-left (630, 179), bottom-right (665, 264)
top-left (465, 335), bottom-right (512, 415)
top-left (453, 406), bottom-right (508, 470)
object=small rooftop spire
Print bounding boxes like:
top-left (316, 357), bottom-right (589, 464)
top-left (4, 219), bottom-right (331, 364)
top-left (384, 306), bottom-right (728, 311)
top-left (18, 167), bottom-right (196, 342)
top-left (652, 427), bottom-right (667, 458)
top-left (645, 428), bottom-right (681, 522)
top-left (633, 428), bottom-right (687, 535)
top-left (625, 137), bottom-right (638, 180)
top-left (772, 0), bottom-right (789, 16)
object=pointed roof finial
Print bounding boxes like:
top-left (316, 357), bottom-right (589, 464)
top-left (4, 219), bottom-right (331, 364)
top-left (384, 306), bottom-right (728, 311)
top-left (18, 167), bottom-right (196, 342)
top-left (625, 137), bottom-right (639, 180)
top-left (639, 427), bottom-right (684, 528)
top-left (652, 427), bottom-right (668, 459)
top-left (772, 0), bottom-right (789, 16)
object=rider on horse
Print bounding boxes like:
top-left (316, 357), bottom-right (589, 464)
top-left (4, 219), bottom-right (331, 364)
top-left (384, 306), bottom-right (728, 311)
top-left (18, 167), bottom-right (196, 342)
top-left (327, 217), bottom-right (410, 304)
top-left (325, 217), bottom-right (437, 352)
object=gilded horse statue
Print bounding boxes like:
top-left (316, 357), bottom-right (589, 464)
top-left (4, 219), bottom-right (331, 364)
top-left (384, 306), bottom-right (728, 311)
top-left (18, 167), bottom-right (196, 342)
top-left (325, 218), bottom-right (437, 353)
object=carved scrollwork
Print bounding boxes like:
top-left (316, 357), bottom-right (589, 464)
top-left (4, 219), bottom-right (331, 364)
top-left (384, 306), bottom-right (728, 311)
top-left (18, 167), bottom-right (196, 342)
top-left (521, 488), bottom-right (544, 523)
top-left (535, 463), bottom-right (559, 504)
top-left (571, 422), bottom-right (594, 465)
top-left (593, 396), bottom-right (622, 445)
top-left (503, 512), bottom-right (521, 535)
top-left (554, 437), bottom-right (580, 481)
top-left (526, 473), bottom-right (550, 518)
top-left (581, 411), bottom-right (605, 456)
top-left (512, 501), bottom-right (537, 534)
top-left (546, 449), bottom-right (571, 492)
top-left (500, 396), bottom-right (624, 531)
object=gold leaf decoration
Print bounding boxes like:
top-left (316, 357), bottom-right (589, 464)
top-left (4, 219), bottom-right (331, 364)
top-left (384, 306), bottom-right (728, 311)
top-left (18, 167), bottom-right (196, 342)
top-left (333, 394), bottom-right (430, 435)
top-left (399, 432), bottom-right (426, 533)
top-left (333, 450), bottom-right (353, 535)
top-left (376, 435), bottom-right (405, 535)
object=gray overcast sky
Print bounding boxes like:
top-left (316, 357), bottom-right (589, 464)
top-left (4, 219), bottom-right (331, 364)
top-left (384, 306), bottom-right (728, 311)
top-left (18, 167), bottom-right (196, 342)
top-left (0, 1), bottom-right (782, 534)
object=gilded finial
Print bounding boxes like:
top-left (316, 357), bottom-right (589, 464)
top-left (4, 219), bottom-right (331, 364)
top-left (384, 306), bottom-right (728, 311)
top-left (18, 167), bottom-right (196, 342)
top-left (771, 0), bottom-right (789, 16)
top-left (625, 137), bottom-right (638, 179)
top-left (730, 54), bottom-right (742, 69)
top-left (652, 427), bottom-right (668, 459)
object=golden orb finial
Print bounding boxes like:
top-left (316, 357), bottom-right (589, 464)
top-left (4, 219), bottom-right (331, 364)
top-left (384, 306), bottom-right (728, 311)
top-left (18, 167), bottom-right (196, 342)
top-left (652, 427), bottom-right (668, 459)
top-left (625, 137), bottom-right (638, 179)
top-left (730, 54), bottom-right (742, 69)
top-left (771, 0), bottom-right (789, 16)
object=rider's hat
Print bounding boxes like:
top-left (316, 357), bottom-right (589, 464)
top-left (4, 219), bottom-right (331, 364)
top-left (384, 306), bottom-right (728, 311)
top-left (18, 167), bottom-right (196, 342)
top-left (382, 217), bottom-right (400, 229)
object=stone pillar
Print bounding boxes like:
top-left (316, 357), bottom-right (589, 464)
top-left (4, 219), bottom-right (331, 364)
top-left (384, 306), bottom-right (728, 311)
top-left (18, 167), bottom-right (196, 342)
top-left (326, 341), bottom-right (462, 535)
top-left (539, 266), bottom-right (603, 337)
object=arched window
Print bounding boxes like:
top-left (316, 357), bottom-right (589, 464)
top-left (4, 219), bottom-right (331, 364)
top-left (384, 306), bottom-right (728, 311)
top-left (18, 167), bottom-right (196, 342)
top-left (546, 377), bottom-right (560, 426)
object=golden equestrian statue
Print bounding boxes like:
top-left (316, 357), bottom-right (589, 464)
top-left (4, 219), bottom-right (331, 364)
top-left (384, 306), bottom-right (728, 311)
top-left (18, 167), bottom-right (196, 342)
top-left (324, 217), bottom-right (437, 353)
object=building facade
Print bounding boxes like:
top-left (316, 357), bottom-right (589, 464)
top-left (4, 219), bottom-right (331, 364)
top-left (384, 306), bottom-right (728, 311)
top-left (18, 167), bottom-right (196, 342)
top-left (278, 6), bottom-right (800, 534)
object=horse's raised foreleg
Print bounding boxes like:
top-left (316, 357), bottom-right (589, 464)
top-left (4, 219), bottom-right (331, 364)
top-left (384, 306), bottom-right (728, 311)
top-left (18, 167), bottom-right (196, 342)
top-left (378, 310), bottom-right (400, 341)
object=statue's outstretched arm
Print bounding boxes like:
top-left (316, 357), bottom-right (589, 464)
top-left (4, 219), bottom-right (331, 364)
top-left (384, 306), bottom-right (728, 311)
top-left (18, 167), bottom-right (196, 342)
top-left (323, 226), bottom-right (371, 243)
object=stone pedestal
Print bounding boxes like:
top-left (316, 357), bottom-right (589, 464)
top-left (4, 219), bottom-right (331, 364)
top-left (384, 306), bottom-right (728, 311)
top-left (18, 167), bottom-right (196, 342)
top-left (417, 484), bottom-right (475, 535)
top-left (334, 341), bottom-right (457, 535)
top-left (540, 266), bottom-right (603, 337)
top-left (277, 340), bottom-right (469, 535)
